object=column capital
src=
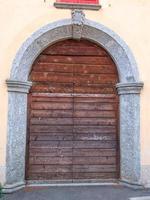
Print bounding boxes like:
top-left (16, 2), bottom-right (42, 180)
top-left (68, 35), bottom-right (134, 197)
top-left (116, 82), bottom-right (144, 95)
top-left (6, 79), bottom-right (32, 94)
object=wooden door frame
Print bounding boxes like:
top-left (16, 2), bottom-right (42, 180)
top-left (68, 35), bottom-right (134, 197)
top-left (4, 11), bottom-right (143, 193)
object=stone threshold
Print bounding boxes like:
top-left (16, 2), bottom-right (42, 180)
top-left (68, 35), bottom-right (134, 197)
top-left (26, 179), bottom-right (118, 187)
top-left (3, 180), bottom-right (146, 194)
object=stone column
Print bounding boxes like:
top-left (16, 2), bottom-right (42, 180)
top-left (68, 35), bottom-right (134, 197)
top-left (116, 82), bottom-right (143, 186)
top-left (3, 80), bottom-right (32, 193)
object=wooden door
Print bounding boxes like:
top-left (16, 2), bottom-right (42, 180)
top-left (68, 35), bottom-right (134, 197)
top-left (26, 39), bottom-right (119, 182)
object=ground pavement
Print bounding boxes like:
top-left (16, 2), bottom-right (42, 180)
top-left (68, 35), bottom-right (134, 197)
top-left (2, 185), bottom-right (150, 200)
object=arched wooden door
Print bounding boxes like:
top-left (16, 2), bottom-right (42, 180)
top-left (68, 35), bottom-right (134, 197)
top-left (26, 39), bottom-right (119, 182)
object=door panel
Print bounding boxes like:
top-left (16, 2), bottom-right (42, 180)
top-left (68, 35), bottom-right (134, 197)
top-left (26, 39), bottom-right (119, 181)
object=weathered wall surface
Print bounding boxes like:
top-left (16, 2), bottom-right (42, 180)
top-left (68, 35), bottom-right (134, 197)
top-left (0, 0), bottom-right (150, 186)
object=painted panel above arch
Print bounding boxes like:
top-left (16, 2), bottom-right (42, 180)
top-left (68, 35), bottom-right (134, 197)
top-left (56, 0), bottom-right (99, 4)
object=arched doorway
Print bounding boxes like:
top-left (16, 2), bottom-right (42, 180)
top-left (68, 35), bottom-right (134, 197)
top-left (26, 39), bottom-right (119, 182)
top-left (4, 13), bottom-right (143, 193)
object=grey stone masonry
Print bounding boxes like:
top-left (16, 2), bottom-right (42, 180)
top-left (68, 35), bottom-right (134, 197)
top-left (4, 92), bottom-right (28, 190)
top-left (3, 80), bottom-right (32, 193)
top-left (116, 82), bottom-right (143, 184)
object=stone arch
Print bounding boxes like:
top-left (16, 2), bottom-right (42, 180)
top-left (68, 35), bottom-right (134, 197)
top-left (10, 19), bottom-right (139, 82)
top-left (5, 13), bottom-right (143, 193)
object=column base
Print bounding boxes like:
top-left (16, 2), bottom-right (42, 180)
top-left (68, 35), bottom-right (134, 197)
top-left (2, 181), bottom-right (25, 193)
top-left (119, 179), bottom-right (144, 189)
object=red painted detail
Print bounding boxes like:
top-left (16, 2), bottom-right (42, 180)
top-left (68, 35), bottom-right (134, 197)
top-left (56, 0), bottom-right (99, 5)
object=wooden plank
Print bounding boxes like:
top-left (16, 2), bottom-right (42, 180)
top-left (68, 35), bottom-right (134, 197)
top-left (31, 85), bottom-right (116, 94)
top-left (31, 102), bottom-right (73, 110)
top-left (73, 156), bottom-right (116, 165)
top-left (29, 140), bottom-right (74, 148)
top-left (30, 117), bottom-right (116, 126)
top-left (30, 125), bottom-right (73, 133)
top-left (73, 141), bottom-right (117, 149)
top-left (74, 64), bottom-right (116, 74)
top-left (31, 83), bottom-right (73, 93)
top-left (29, 148), bottom-right (116, 157)
top-left (32, 63), bottom-right (116, 74)
top-left (30, 125), bottom-right (116, 134)
top-left (29, 156), bottom-right (72, 165)
top-left (74, 85), bottom-right (115, 94)
top-left (74, 74), bottom-right (117, 84)
top-left (73, 118), bottom-right (116, 126)
top-left (42, 39), bottom-right (101, 48)
top-left (73, 149), bottom-right (116, 157)
top-left (31, 110), bottom-right (73, 118)
top-left (73, 165), bottom-right (116, 173)
top-left (29, 140), bottom-right (116, 149)
top-left (31, 72), bottom-right (117, 84)
top-left (28, 165), bottom-right (72, 173)
top-left (31, 93), bottom-right (117, 98)
top-left (29, 147), bottom-right (73, 157)
top-left (30, 118), bottom-right (73, 125)
top-left (30, 72), bottom-right (73, 83)
top-left (29, 156), bottom-right (116, 165)
top-left (30, 134), bottom-right (73, 141)
top-left (28, 165), bottom-right (116, 173)
top-left (74, 102), bottom-right (116, 111)
top-left (41, 40), bottom-right (92, 49)
top-left (32, 63), bottom-right (73, 73)
top-left (31, 97), bottom-right (73, 102)
top-left (29, 131), bottom-right (72, 136)
top-left (42, 46), bottom-right (107, 56)
top-left (73, 126), bottom-right (116, 134)
top-left (74, 110), bottom-right (116, 118)
top-left (74, 97), bottom-right (117, 103)
top-left (38, 55), bottom-right (113, 65)
top-left (30, 94), bottom-right (117, 103)
top-left (73, 133), bottom-right (117, 141)
top-left (73, 172), bottom-right (117, 179)
top-left (29, 133), bottom-right (116, 141)
top-left (27, 172), bottom-right (73, 180)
